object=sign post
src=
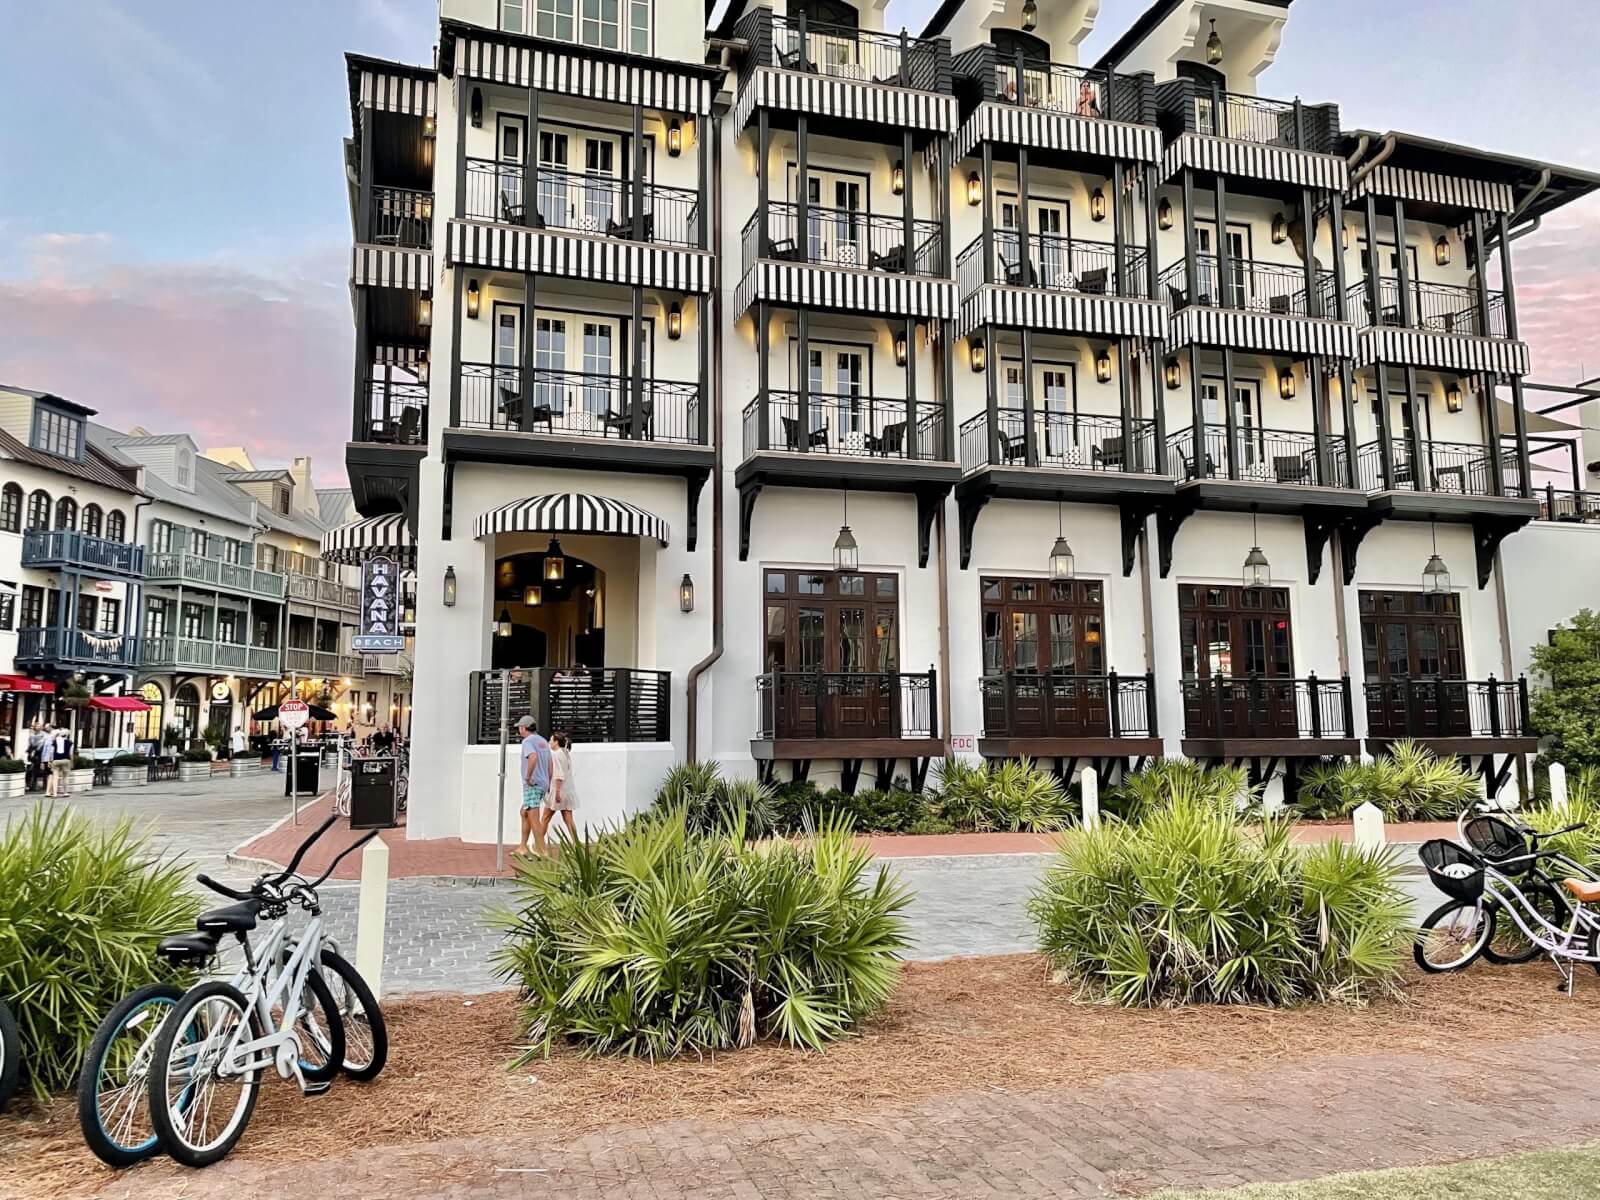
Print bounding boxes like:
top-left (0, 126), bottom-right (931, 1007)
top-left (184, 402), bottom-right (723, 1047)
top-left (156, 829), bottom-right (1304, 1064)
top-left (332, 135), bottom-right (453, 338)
top-left (280, 695), bottom-right (310, 826)
top-left (495, 667), bottom-right (511, 874)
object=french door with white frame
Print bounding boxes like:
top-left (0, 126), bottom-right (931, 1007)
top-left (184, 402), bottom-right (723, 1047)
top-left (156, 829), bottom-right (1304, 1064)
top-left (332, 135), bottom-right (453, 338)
top-left (997, 196), bottom-right (1070, 286)
top-left (497, 117), bottom-right (526, 222)
top-left (1001, 360), bottom-right (1079, 463)
top-left (797, 168), bottom-right (867, 267)
top-left (795, 342), bottom-right (868, 445)
top-left (529, 311), bottom-right (631, 425)
top-left (1200, 377), bottom-right (1264, 475)
top-left (538, 128), bottom-right (626, 232)
top-left (1194, 221), bottom-right (1250, 308)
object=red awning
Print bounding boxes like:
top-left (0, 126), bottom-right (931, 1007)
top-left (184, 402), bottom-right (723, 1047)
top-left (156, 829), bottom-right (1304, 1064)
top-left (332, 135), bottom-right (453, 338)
top-left (89, 695), bottom-right (151, 712)
top-left (0, 675), bottom-right (54, 695)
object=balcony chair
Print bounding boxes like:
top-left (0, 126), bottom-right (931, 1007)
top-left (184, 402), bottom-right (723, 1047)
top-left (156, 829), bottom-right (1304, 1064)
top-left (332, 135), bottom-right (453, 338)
top-left (995, 428), bottom-right (1030, 465)
top-left (603, 399), bottom-right (654, 439)
top-left (1169, 282), bottom-right (1213, 309)
top-left (869, 244), bottom-right (907, 273)
top-left (498, 385), bottom-right (553, 434)
top-left (1094, 436), bottom-right (1128, 471)
top-left (769, 236), bottom-right (804, 262)
top-left (999, 251), bottom-right (1036, 287)
top-left (1175, 444), bottom-right (1218, 480)
top-left (781, 415), bottom-right (828, 452)
top-left (1076, 267), bottom-right (1108, 295)
top-left (396, 405), bottom-right (422, 446)
top-left (498, 190), bottom-right (525, 225)
top-left (1268, 293), bottom-right (1293, 315)
top-left (607, 213), bottom-right (654, 242)
top-left (1272, 454), bottom-right (1311, 485)
top-left (864, 421), bottom-right (906, 457)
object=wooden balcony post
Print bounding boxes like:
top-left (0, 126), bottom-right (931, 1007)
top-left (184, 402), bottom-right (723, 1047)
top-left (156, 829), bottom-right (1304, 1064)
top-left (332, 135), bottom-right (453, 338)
top-left (1482, 372), bottom-right (1506, 497)
top-left (1142, 166), bottom-right (1161, 300)
top-left (1518, 675), bottom-right (1530, 734)
top-left (1108, 671), bottom-right (1123, 737)
top-left (796, 113), bottom-right (810, 265)
top-left (1299, 187), bottom-right (1319, 316)
top-left (1150, 338), bottom-right (1170, 476)
top-left (901, 128), bottom-right (915, 277)
top-left (928, 665), bottom-right (939, 737)
top-left (1221, 346), bottom-right (1240, 480)
top-left (941, 318), bottom-right (956, 461)
top-left (1509, 376), bottom-right (1533, 500)
top-left (1020, 328), bottom-right (1037, 465)
top-left (936, 135), bottom-right (953, 278)
top-left (698, 293), bottom-right (711, 446)
top-left (454, 75), bottom-right (469, 221)
top-left (526, 87), bottom-right (540, 229)
top-left (1338, 362), bottom-right (1359, 489)
top-left (1392, 197), bottom-right (1415, 327)
top-left (1328, 192), bottom-right (1350, 320)
top-left (1017, 145), bottom-right (1032, 284)
top-left (351, 289), bottom-right (370, 440)
top-left (1470, 211), bottom-right (1492, 336)
top-left (1187, 342), bottom-right (1205, 475)
top-left (756, 109), bottom-right (771, 257)
top-left (796, 306), bottom-right (811, 453)
top-left (984, 325), bottom-right (1001, 464)
top-left (1118, 339), bottom-right (1135, 468)
top-left (1403, 365), bottom-right (1428, 489)
top-left (1145, 671), bottom-right (1159, 738)
top-left (1112, 161), bottom-right (1126, 297)
top-left (981, 142), bottom-right (996, 284)
top-left (1340, 675), bottom-right (1354, 736)
top-left (1212, 173), bottom-right (1231, 311)
top-left (796, 10), bottom-right (809, 72)
top-left (1487, 674), bottom-right (1502, 738)
top-left (1373, 360), bottom-right (1397, 491)
top-left (905, 317), bottom-right (919, 459)
top-left (630, 287), bottom-right (646, 438)
top-left (1181, 167), bottom-right (1198, 308)
top-left (899, 29), bottom-right (910, 87)
top-left (1497, 213), bottom-right (1521, 339)
top-left (757, 300), bottom-right (771, 450)
top-left (1211, 672), bottom-right (1225, 737)
top-left (1309, 355), bottom-right (1329, 485)
top-left (1292, 97), bottom-right (1305, 151)
top-left (1361, 193), bottom-right (1383, 327)
top-left (1307, 671), bottom-right (1322, 738)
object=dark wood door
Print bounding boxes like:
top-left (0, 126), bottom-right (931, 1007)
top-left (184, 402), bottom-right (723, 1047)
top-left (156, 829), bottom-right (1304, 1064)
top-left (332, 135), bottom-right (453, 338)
top-left (1360, 590), bottom-right (1467, 737)
top-left (763, 569), bottom-right (899, 739)
top-left (1179, 584), bottom-right (1297, 738)
top-left (980, 577), bottom-right (1107, 738)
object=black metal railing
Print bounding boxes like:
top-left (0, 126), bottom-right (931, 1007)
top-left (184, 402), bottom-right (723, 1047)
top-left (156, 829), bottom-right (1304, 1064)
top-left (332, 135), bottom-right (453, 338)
top-left (1346, 279), bottom-right (1508, 338)
top-left (1355, 438), bottom-right (1526, 497)
top-left (468, 668), bottom-right (671, 745)
top-left (743, 392), bottom-right (946, 461)
top-left (463, 160), bottom-right (700, 248)
top-left (15, 627), bottom-right (141, 669)
top-left (960, 409), bottom-right (1160, 474)
top-left (742, 202), bottom-right (943, 277)
top-left (768, 14), bottom-right (946, 91)
top-left (1167, 425), bottom-right (1344, 488)
top-left (953, 44), bottom-right (1152, 124)
top-left (362, 378), bottom-right (428, 445)
top-left (955, 233), bottom-right (1149, 299)
top-left (21, 529), bottom-right (144, 576)
top-left (459, 363), bottom-right (703, 444)
top-left (368, 186), bottom-right (433, 249)
top-left (755, 670), bottom-right (937, 741)
top-left (980, 671), bottom-right (1156, 741)
top-left (1181, 674), bottom-right (1354, 741)
top-left (1364, 677), bottom-right (1529, 741)
top-left (1539, 486), bottom-right (1600, 523)
top-left (1155, 80), bottom-right (1340, 154)
top-left (1160, 255), bottom-right (1337, 318)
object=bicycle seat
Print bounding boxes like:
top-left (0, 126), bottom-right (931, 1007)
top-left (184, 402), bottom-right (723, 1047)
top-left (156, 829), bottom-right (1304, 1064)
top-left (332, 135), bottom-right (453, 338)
top-left (157, 932), bottom-right (221, 964)
top-left (196, 899), bottom-right (260, 934)
top-left (1562, 878), bottom-right (1600, 904)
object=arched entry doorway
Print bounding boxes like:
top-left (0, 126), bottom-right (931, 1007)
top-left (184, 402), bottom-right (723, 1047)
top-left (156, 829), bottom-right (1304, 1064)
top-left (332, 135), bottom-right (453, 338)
top-left (491, 540), bottom-right (608, 670)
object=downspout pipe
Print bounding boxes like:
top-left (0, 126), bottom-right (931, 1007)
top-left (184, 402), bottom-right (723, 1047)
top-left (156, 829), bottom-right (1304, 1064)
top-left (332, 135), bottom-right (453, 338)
top-left (1347, 133), bottom-right (1393, 188)
top-left (1503, 169), bottom-right (1552, 243)
top-left (686, 107), bottom-right (725, 763)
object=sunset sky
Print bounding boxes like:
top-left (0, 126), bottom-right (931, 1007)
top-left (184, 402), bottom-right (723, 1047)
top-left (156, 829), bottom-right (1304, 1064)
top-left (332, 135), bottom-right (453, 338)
top-left (0, 0), bottom-right (1595, 484)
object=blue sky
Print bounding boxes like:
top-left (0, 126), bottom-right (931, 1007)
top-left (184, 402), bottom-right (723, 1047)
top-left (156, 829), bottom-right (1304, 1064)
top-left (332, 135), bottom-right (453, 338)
top-left (0, 0), bottom-right (1595, 480)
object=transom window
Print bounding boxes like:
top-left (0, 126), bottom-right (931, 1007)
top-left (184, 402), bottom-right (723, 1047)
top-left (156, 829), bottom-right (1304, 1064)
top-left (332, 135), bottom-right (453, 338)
top-left (534, 0), bottom-right (649, 54)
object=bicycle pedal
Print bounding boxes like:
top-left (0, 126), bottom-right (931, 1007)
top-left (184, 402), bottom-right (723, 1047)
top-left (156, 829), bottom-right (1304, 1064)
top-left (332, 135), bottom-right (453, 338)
top-left (302, 1079), bottom-right (334, 1098)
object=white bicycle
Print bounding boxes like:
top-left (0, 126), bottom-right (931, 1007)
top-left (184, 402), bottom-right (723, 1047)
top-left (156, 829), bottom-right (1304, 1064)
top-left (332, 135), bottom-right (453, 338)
top-left (145, 813), bottom-right (387, 1167)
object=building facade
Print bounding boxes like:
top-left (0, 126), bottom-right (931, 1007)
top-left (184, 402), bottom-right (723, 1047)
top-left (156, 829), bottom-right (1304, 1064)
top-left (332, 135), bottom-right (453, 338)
top-left (337, 0), bottom-right (1600, 841)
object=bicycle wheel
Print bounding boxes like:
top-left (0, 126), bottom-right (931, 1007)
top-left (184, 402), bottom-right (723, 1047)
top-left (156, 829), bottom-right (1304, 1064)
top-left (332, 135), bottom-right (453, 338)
top-left (0, 997), bottom-right (19, 1114)
top-left (1414, 900), bottom-right (1493, 973)
top-left (147, 981), bottom-right (264, 1168)
top-left (288, 969), bottom-right (346, 1087)
top-left (77, 983), bottom-right (184, 1168)
top-left (312, 950), bottom-right (388, 1081)
top-left (1484, 882), bottom-right (1568, 965)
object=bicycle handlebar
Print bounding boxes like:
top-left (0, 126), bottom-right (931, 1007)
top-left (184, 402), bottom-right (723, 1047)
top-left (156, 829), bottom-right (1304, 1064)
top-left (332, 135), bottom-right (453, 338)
top-left (1533, 823), bottom-right (1586, 840)
top-left (302, 829), bottom-right (381, 891)
top-left (266, 810), bottom-right (343, 885)
top-left (196, 873), bottom-right (253, 901)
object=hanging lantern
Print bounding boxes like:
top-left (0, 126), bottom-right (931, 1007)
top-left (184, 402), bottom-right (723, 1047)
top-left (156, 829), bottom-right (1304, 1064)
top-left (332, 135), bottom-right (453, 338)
top-left (442, 565), bottom-right (457, 607)
top-left (1158, 197), bottom-right (1173, 230)
top-left (1241, 512), bottom-right (1269, 590)
top-left (970, 338), bottom-right (987, 373)
top-left (1434, 235), bottom-right (1451, 266)
top-left (1422, 552), bottom-right (1452, 594)
top-left (1021, 0), bottom-right (1038, 31)
top-left (967, 171), bottom-right (983, 207)
top-left (543, 538), bottom-right (566, 581)
top-left (679, 573), bottom-right (695, 613)
top-left (496, 607), bottom-right (513, 637)
top-left (523, 584), bottom-right (542, 607)
top-left (1271, 213), bottom-right (1288, 244)
top-left (891, 160), bottom-right (905, 196)
top-left (1049, 502), bottom-right (1074, 580)
top-left (1089, 188), bottom-right (1106, 222)
top-left (1205, 18), bottom-right (1223, 65)
top-left (1165, 357), bottom-right (1182, 390)
top-left (834, 494), bottom-right (859, 572)
top-left (1446, 383), bottom-right (1464, 413)
top-left (1095, 349), bottom-right (1112, 383)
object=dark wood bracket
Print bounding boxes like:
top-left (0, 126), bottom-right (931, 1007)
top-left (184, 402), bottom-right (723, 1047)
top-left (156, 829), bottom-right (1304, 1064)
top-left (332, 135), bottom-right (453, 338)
top-left (957, 488), bottom-right (993, 570)
top-left (915, 489), bottom-right (943, 569)
top-left (1156, 494), bottom-right (1199, 578)
top-left (1472, 514), bottom-right (1528, 590)
top-left (790, 759), bottom-right (811, 786)
top-left (1338, 512), bottom-right (1383, 585)
top-left (840, 758), bottom-right (864, 795)
top-left (1482, 753), bottom-right (1515, 799)
top-left (1119, 501), bottom-right (1164, 578)
top-left (875, 758), bottom-right (895, 791)
top-left (684, 470), bottom-right (708, 554)
top-left (441, 459), bottom-right (456, 542)
top-left (909, 757), bottom-right (932, 794)
top-left (1303, 511), bottom-right (1341, 586)
top-left (737, 480), bottom-right (762, 562)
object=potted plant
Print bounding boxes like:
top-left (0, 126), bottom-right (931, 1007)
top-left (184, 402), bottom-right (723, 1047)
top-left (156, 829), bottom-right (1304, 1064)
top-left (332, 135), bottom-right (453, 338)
top-left (229, 748), bottom-right (261, 778)
top-left (69, 754), bottom-right (98, 795)
top-left (177, 748), bottom-right (212, 783)
top-left (110, 753), bottom-right (150, 788)
top-left (0, 758), bottom-right (24, 799)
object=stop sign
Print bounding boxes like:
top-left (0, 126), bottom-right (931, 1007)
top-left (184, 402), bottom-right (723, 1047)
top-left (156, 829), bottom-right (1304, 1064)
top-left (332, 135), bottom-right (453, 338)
top-left (279, 698), bottom-right (310, 731)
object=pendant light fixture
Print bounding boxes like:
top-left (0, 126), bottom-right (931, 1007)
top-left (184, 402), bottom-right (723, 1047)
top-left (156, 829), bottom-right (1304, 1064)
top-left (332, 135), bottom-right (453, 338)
top-left (1021, 0), bottom-right (1038, 31)
top-left (1205, 18), bottom-right (1223, 65)
top-left (543, 538), bottom-right (566, 581)
top-left (1422, 522), bottom-right (1451, 594)
top-left (523, 584), bottom-right (543, 607)
top-left (1241, 511), bottom-right (1270, 590)
top-left (495, 607), bottom-right (513, 637)
top-left (833, 492), bottom-right (860, 572)
top-left (1049, 500), bottom-right (1075, 581)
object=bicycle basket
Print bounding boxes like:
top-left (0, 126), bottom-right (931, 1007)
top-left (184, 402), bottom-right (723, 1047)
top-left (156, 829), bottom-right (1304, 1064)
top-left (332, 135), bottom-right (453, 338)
top-left (1419, 839), bottom-right (1485, 904)
top-left (1462, 815), bottom-right (1534, 876)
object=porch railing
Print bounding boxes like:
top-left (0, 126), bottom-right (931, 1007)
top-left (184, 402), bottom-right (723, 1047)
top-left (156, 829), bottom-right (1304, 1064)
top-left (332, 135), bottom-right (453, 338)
top-left (1160, 255), bottom-right (1337, 318)
top-left (1156, 81), bottom-right (1340, 155)
top-left (1355, 438), bottom-right (1527, 498)
top-left (1364, 677), bottom-right (1529, 741)
top-left (468, 668), bottom-right (671, 745)
top-left (754, 670), bottom-right (937, 741)
top-left (287, 573), bottom-right (359, 609)
top-left (767, 14), bottom-right (946, 91)
top-left (1539, 486), bottom-right (1600, 523)
top-left (955, 233), bottom-right (1149, 299)
top-left (1180, 674), bottom-right (1354, 741)
top-left (21, 529), bottom-right (144, 576)
top-left (742, 202), bottom-right (943, 277)
top-left (980, 671), bottom-right (1156, 740)
top-left (362, 378), bottom-right (428, 445)
top-left (368, 186), bottom-right (433, 249)
top-left (142, 635), bottom-right (281, 675)
top-left (960, 409), bottom-right (1160, 474)
top-left (145, 552), bottom-right (288, 600)
top-left (458, 363), bottom-right (703, 444)
top-left (1167, 424), bottom-right (1343, 488)
top-left (462, 160), bottom-right (700, 248)
top-left (1346, 278), bottom-right (1508, 338)
top-left (285, 648), bottom-right (363, 678)
top-left (951, 44), bottom-right (1152, 124)
top-left (15, 627), bottom-right (141, 669)
top-left (743, 392), bottom-right (947, 461)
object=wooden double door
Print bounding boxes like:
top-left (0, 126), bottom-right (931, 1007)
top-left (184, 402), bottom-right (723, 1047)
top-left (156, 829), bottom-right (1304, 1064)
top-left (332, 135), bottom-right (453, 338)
top-left (763, 569), bottom-right (900, 739)
top-left (1179, 584), bottom-right (1299, 738)
top-left (980, 577), bottom-right (1109, 738)
top-left (1361, 590), bottom-right (1468, 738)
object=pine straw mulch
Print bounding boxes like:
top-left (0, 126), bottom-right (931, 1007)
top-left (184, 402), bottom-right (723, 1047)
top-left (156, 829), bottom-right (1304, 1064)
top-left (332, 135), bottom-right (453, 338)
top-left (7, 953), bottom-right (1600, 1199)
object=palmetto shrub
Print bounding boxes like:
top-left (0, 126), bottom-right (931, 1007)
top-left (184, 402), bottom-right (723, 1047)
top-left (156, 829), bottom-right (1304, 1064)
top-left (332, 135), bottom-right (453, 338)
top-left (1028, 786), bottom-right (1410, 1007)
top-left (1521, 767), bottom-right (1600, 871)
top-left (1104, 758), bottom-right (1254, 823)
top-left (1296, 741), bottom-right (1478, 821)
top-left (653, 761), bottom-right (778, 838)
top-left (0, 804), bottom-right (199, 1098)
top-left (933, 757), bottom-right (1076, 832)
top-left (493, 807), bottom-right (910, 1058)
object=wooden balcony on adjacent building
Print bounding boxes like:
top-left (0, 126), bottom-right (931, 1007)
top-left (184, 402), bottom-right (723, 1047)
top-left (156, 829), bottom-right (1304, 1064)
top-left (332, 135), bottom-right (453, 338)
top-left (751, 669), bottom-right (943, 790)
top-left (15, 627), bottom-right (141, 672)
top-left (144, 552), bottom-right (287, 601)
top-left (142, 635), bottom-right (282, 678)
top-left (20, 529), bottom-right (144, 579)
top-left (978, 670), bottom-right (1162, 766)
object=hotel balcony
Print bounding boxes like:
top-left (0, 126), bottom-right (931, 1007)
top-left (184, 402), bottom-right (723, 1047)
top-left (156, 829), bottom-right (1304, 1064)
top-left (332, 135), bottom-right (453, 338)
top-left (978, 670), bottom-right (1161, 765)
top-left (752, 669), bottom-right (943, 790)
top-left (461, 162), bottom-right (701, 250)
top-left (1349, 278), bottom-right (1508, 339)
top-left (367, 185), bottom-right (433, 250)
top-left (1157, 81), bottom-right (1341, 157)
top-left (1354, 437), bottom-right (1526, 499)
top-left (1180, 673), bottom-right (1358, 763)
top-left (1161, 255), bottom-right (1336, 319)
top-left (145, 552), bottom-right (288, 601)
top-left (285, 648), bottom-right (364, 679)
top-left (15, 627), bottom-right (141, 672)
top-left (358, 377), bottom-right (428, 446)
top-left (1364, 676), bottom-right (1534, 759)
top-left (954, 234), bottom-right (1166, 344)
top-left (20, 528), bottom-right (144, 580)
top-left (743, 203), bottom-right (945, 279)
top-left (287, 571), bottom-right (360, 612)
top-left (142, 635), bottom-right (281, 679)
top-left (1161, 254), bottom-right (1355, 363)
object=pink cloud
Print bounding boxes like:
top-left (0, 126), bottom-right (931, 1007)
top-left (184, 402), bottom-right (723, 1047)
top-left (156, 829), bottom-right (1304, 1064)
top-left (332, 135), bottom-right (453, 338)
top-left (0, 242), bottom-right (355, 486)
top-left (1507, 203), bottom-right (1600, 384)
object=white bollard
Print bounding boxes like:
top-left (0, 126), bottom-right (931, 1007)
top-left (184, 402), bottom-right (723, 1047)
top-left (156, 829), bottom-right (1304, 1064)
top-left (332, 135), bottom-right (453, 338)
top-left (1549, 762), bottom-right (1569, 819)
top-left (1080, 766), bottom-right (1100, 830)
top-left (1352, 800), bottom-right (1386, 850)
top-left (355, 837), bottom-right (390, 1000)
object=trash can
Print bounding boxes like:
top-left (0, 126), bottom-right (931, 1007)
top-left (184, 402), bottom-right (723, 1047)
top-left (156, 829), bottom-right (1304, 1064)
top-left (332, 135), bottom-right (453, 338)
top-left (284, 750), bottom-right (320, 796)
top-left (349, 756), bottom-right (399, 829)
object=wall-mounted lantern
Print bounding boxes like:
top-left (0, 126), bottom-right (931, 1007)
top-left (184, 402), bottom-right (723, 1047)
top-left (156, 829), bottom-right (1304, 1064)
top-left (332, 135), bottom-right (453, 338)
top-left (679, 573), bottom-right (695, 613)
top-left (470, 87), bottom-right (483, 128)
top-left (967, 171), bottom-right (983, 207)
top-left (891, 160), bottom-right (906, 196)
top-left (1158, 197), bottom-right (1173, 230)
top-left (1278, 368), bottom-right (1297, 401)
top-left (466, 279), bottom-right (481, 320)
top-left (1095, 349), bottom-right (1112, 383)
top-left (443, 565), bottom-right (456, 607)
top-left (1271, 213), bottom-right (1288, 244)
top-left (1089, 188), bottom-right (1106, 222)
top-left (495, 607), bottom-right (513, 637)
top-left (417, 293), bottom-right (433, 327)
top-left (1165, 357), bottom-right (1182, 390)
top-left (1435, 235), bottom-right (1452, 266)
top-left (895, 333), bottom-right (909, 366)
top-left (667, 302), bottom-right (683, 340)
top-left (667, 118), bottom-right (683, 158)
top-left (1021, 0), bottom-right (1038, 32)
top-left (1446, 383), bottom-right (1465, 413)
top-left (970, 338), bottom-right (987, 373)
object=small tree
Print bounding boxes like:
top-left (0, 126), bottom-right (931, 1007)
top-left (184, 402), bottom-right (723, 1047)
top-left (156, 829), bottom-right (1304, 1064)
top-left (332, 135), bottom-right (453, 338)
top-left (1529, 608), bottom-right (1600, 773)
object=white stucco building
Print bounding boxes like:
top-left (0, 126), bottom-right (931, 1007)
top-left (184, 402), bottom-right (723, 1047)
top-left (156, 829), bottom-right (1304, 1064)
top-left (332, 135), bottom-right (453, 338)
top-left (334, 0), bottom-right (1600, 840)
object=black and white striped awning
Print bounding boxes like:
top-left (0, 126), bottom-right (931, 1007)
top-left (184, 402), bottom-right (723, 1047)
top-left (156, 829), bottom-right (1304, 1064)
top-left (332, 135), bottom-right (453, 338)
top-left (735, 67), bottom-right (958, 136)
top-left (735, 261), bottom-right (958, 321)
top-left (1161, 133), bottom-right (1349, 192)
top-left (1169, 306), bottom-right (1356, 359)
top-left (956, 285), bottom-right (1167, 341)
top-left (321, 514), bottom-right (416, 567)
top-left (1355, 327), bottom-right (1529, 376)
top-left (352, 246), bottom-right (433, 290)
top-left (455, 38), bottom-right (714, 115)
top-left (1347, 165), bottom-right (1516, 216)
top-left (446, 221), bottom-right (714, 293)
top-left (952, 102), bottom-right (1161, 165)
top-left (474, 494), bottom-right (669, 545)
top-left (359, 69), bottom-right (436, 117)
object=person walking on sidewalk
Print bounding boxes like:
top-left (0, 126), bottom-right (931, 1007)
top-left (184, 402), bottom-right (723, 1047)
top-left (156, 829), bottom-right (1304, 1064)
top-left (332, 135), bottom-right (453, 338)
top-left (516, 715), bottom-right (552, 857)
top-left (38, 721), bottom-right (57, 797)
top-left (541, 731), bottom-right (578, 848)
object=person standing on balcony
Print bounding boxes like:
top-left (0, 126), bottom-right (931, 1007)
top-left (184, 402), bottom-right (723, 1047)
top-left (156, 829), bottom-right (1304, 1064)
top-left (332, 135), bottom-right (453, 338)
top-left (515, 715), bottom-right (552, 857)
top-left (541, 731), bottom-right (578, 848)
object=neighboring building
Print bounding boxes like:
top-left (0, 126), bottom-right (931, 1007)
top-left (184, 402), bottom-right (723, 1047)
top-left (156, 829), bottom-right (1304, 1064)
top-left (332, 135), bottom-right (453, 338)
top-left (337, 0), bottom-right (1600, 841)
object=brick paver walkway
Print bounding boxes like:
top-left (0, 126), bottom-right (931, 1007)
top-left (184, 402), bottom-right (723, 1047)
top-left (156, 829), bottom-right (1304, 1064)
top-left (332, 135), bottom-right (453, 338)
top-left (107, 1029), bottom-right (1600, 1198)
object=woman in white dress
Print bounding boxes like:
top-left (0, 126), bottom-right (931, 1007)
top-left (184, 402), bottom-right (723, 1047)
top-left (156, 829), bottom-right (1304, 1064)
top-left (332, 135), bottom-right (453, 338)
top-left (541, 731), bottom-right (578, 846)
